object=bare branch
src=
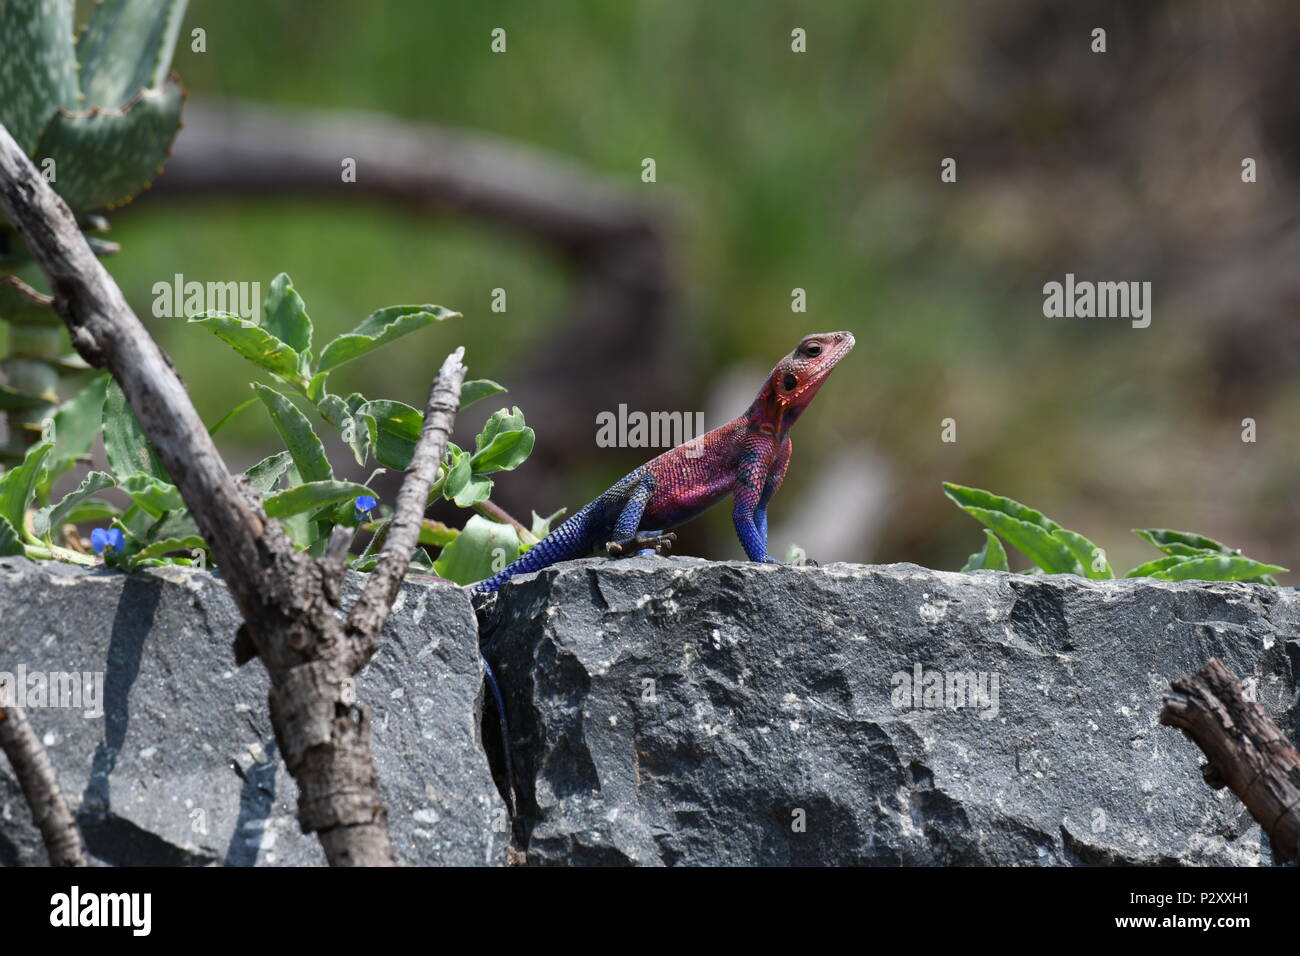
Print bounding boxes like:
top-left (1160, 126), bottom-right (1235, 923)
top-left (473, 498), bottom-right (530, 538)
top-left (0, 123), bottom-right (270, 626)
top-left (345, 348), bottom-right (465, 671)
top-left (1160, 658), bottom-right (1300, 861)
top-left (0, 704), bottom-right (86, 866)
top-left (0, 120), bottom-right (470, 867)
top-left (147, 99), bottom-right (661, 249)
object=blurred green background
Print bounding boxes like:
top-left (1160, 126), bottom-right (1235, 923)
top-left (30, 0), bottom-right (1300, 576)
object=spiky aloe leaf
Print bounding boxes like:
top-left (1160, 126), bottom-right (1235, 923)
top-left (961, 529), bottom-right (1009, 572)
top-left (0, 0), bottom-right (78, 152)
top-left (1151, 555), bottom-right (1287, 582)
top-left (1124, 556), bottom-right (1187, 579)
top-left (76, 0), bottom-right (188, 109)
top-left (31, 75), bottom-right (184, 212)
top-left (1052, 528), bottom-right (1113, 579)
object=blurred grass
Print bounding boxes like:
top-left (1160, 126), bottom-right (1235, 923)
top-left (73, 0), bottom-right (1300, 577)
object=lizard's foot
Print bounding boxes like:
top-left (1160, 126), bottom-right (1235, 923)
top-left (606, 531), bottom-right (677, 558)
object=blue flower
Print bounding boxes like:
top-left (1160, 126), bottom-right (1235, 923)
top-left (91, 527), bottom-right (125, 555)
top-left (355, 495), bottom-right (377, 521)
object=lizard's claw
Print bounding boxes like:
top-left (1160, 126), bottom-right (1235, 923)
top-left (606, 531), bottom-right (677, 558)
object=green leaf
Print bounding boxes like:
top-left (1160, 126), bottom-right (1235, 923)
top-left (470, 407), bottom-right (534, 474)
top-left (119, 472), bottom-right (183, 517)
top-left (261, 273), bottom-right (313, 356)
top-left (0, 384), bottom-right (51, 411)
top-left (0, 433), bottom-right (52, 532)
top-left (471, 427), bottom-right (535, 475)
top-left (1124, 556), bottom-right (1190, 579)
top-left (474, 406), bottom-right (525, 452)
top-left (942, 483), bottom-right (1062, 533)
top-left (189, 311), bottom-right (303, 382)
top-left (316, 305), bottom-right (458, 373)
top-left (1132, 528), bottom-right (1237, 556)
top-left (418, 519), bottom-right (459, 548)
top-left (961, 529), bottom-right (1009, 572)
top-left (49, 371), bottom-right (109, 474)
top-left (103, 379), bottom-right (168, 481)
top-left (0, 0), bottom-right (79, 153)
top-left (460, 379), bottom-right (507, 410)
top-left (243, 451), bottom-right (294, 496)
top-left (451, 473), bottom-right (493, 508)
top-left (441, 449), bottom-right (472, 502)
top-left (75, 0), bottom-right (187, 109)
top-left (208, 396), bottom-right (258, 437)
top-left (0, 515), bottom-right (25, 557)
top-left (277, 465), bottom-right (316, 549)
top-left (530, 507), bottom-right (566, 539)
top-left (130, 534), bottom-right (206, 563)
top-left (31, 74), bottom-right (184, 211)
top-left (434, 515), bottom-right (521, 586)
top-left (1052, 528), bottom-right (1113, 579)
top-left (960, 507), bottom-right (1083, 575)
top-left (253, 384), bottom-right (332, 482)
top-left (62, 498), bottom-right (120, 523)
top-left (355, 399), bottom-right (422, 470)
top-left (263, 480), bottom-right (375, 519)
top-left (306, 371), bottom-right (330, 403)
top-left (1151, 555), bottom-right (1288, 583)
top-left (34, 470), bottom-right (114, 538)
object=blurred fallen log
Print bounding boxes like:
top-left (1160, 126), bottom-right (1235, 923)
top-left (1160, 657), bottom-right (1300, 862)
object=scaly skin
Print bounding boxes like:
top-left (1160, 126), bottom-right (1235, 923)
top-left (472, 331), bottom-right (855, 593)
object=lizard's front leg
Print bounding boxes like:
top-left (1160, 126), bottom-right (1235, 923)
top-left (603, 474), bottom-right (676, 556)
top-left (732, 438), bottom-right (780, 563)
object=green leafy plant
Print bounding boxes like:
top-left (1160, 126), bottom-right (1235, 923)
top-left (1, 274), bottom-right (546, 584)
top-left (944, 482), bottom-right (1287, 584)
top-left (0, 0), bottom-right (187, 461)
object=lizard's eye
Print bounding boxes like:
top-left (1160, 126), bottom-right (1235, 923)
top-left (782, 373), bottom-right (797, 390)
top-left (805, 343), bottom-right (822, 357)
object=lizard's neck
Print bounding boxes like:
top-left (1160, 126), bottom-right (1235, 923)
top-left (744, 374), bottom-right (799, 437)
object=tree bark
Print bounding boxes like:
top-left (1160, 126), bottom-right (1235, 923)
top-left (0, 703), bottom-right (86, 866)
top-left (1160, 657), bottom-right (1300, 862)
top-left (0, 120), bottom-right (466, 866)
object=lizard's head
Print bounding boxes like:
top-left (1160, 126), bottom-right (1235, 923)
top-left (770, 331), bottom-right (855, 416)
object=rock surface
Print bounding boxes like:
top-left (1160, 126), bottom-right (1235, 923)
top-left (478, 557), bottom-right (1299, 866)
top-left (0, 557), bottom-right (506, 867)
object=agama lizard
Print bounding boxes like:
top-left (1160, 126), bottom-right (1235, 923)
top-left (472, 331), bottom-right (855, 593)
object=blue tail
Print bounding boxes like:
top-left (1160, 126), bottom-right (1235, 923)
top-left (472, 502), bottom-right (601, 593)
top-left (481, 656), bottom-right (516, 816)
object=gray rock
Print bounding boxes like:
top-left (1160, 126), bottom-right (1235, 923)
top-left (478, 557), bottom-right (1300, 866)
top-left (0, 557), bottom-right (506, 867)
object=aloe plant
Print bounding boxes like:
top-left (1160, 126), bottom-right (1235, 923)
top-left (945, 482), bottom-right (1287, 584)
top-left (0, 0), bottom-right (187, 461)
